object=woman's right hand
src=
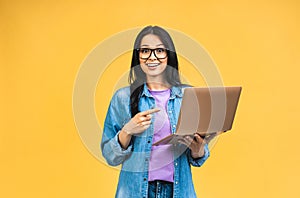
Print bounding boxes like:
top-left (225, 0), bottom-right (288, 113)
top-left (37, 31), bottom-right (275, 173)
top-left (122, 108), bottom-right (160, 135)
top-left (119, 108), bottom-right (160, 149)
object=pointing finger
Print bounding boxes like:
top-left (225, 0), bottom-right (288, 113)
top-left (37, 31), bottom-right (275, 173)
top-left (140, 108), bottom-right (160, 116)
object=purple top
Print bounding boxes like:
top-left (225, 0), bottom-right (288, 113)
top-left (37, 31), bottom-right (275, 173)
top-left (148, 89), bottom-right (174, 182)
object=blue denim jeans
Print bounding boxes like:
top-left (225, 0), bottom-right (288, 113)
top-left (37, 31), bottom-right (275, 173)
top-left (148, 180), bottom-right (173, 198)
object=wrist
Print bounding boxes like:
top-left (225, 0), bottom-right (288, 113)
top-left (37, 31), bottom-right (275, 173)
top-left (118, 129), bottom-right (132, 150)
top-left (121, 128), bottom-right (132, 137)
top-left (191, 148), bottom-right (205, 159)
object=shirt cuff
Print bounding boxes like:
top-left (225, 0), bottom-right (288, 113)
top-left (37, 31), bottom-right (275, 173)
top-left (187, 144), bottom-right (210, 167)
top-left (110, 130), bottom-right (133, 155)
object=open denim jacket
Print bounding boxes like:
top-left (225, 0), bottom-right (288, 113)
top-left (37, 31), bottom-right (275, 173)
top-left (101, 84), bottom-right (210, 198)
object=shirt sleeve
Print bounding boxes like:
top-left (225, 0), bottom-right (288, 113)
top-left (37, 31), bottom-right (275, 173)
top-left (186, 143), bottom-right (210, 167)
top-left (100, 91), bottom-right (133, 166)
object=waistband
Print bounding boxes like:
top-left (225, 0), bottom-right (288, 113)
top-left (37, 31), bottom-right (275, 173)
top-left (148, 180), bottom-right (173, 185)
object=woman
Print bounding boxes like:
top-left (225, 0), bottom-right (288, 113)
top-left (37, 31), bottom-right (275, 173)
top-left (101, 26), bottom-right (213, 198)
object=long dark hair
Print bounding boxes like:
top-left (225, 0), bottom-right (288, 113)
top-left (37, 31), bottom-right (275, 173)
top-left (129, 26), bottom-right (182, 117)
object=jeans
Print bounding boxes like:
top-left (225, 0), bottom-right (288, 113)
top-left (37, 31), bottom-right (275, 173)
top-left (148, 180), bottom-right (173, 198)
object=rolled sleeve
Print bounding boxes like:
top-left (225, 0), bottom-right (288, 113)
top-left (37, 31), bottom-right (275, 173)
top-left (101, 88), bottom-right (133, 166)
top-left (112, 130), bottom-right (133, 156)
top-left (187, 144), bottom-right (210, 167)
top-left (102, 130), bottom-right (133, 166)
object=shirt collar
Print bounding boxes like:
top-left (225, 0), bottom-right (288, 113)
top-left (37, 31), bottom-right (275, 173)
top-left (140, 83), bottom-right (183, 98)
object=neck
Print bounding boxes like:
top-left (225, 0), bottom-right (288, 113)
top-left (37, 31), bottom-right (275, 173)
top-left (146, 81), bottom-right (170, 91)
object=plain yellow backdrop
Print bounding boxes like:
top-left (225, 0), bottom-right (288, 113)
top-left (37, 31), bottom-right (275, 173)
top-left (1, 0), bottom-right (300, 197)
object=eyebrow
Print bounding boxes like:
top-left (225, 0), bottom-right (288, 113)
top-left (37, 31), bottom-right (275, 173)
top-left (140, 44), bottom-right (164, 47)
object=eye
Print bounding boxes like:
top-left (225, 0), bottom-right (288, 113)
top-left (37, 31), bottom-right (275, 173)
top-left (156, 48), bottom-right (166, 53)
top-left (140, 48), bottom-right (150, 53)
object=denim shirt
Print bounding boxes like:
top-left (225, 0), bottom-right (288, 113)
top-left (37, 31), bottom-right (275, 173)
top-left (101, 84), bottom-right (210, 198)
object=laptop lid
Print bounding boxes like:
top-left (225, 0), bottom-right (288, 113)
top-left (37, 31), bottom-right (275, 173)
top-left (175, 86), bottom-right (242, 135)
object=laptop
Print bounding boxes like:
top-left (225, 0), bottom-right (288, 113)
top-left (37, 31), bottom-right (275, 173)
top-left (152, 86), bottom-right (242, 146)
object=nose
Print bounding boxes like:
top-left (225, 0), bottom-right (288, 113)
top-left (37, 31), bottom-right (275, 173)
top-left (148, 50), bottom-right (157, 61)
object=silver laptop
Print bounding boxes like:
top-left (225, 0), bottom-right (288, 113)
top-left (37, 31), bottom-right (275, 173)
top-left (152, 86), bottom-right (242, 146)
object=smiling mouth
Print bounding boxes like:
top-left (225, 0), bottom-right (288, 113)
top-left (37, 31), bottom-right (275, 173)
top-left (146, 63), bottom-right (160, 67)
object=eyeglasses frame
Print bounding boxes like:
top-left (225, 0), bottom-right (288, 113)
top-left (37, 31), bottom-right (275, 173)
top-left (137, 48), bottom-right (168, 60)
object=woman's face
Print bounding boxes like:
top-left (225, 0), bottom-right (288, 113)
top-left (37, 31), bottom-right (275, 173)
top-left (139, 34), bottom-right (168, 82)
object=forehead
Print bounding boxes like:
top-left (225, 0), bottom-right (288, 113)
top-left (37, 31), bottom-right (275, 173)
top-left (140, 34), bottom-right (164, 47)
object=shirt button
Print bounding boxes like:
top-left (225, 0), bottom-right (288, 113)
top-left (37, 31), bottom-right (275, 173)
top-left (144, 178), bottom-right (147, 181)
top-left (175, 181), bottom-right (178, 185)
top-left (173, 125), bottom-right (176, 128)
top-left (175, 162), bottom-right (178, 166)
top-left (147, 140), bottom-right (151, 143)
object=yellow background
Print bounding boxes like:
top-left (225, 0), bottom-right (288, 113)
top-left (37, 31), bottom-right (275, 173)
top-left (1, 0), bottom-right (300, 197)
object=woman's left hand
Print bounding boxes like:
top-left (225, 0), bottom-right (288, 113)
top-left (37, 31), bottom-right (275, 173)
top-left (179, 133), bottom-right (206, 158)
top-left (179, 132), bottom-right (222, 158)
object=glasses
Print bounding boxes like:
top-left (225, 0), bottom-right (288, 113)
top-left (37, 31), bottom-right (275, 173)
top-left (138, 48), bottom-right (168, 60)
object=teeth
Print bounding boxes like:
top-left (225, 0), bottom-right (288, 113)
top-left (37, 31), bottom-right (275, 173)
top-left (147, 63), bottom-right (159, 67)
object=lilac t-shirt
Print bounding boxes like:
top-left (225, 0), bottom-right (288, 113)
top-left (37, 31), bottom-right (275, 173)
top-left (148, 89), bottom-right (174, 182)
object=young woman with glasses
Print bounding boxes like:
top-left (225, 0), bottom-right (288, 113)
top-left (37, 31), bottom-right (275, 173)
top-left (101, 26), bottom-right (215, 198)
